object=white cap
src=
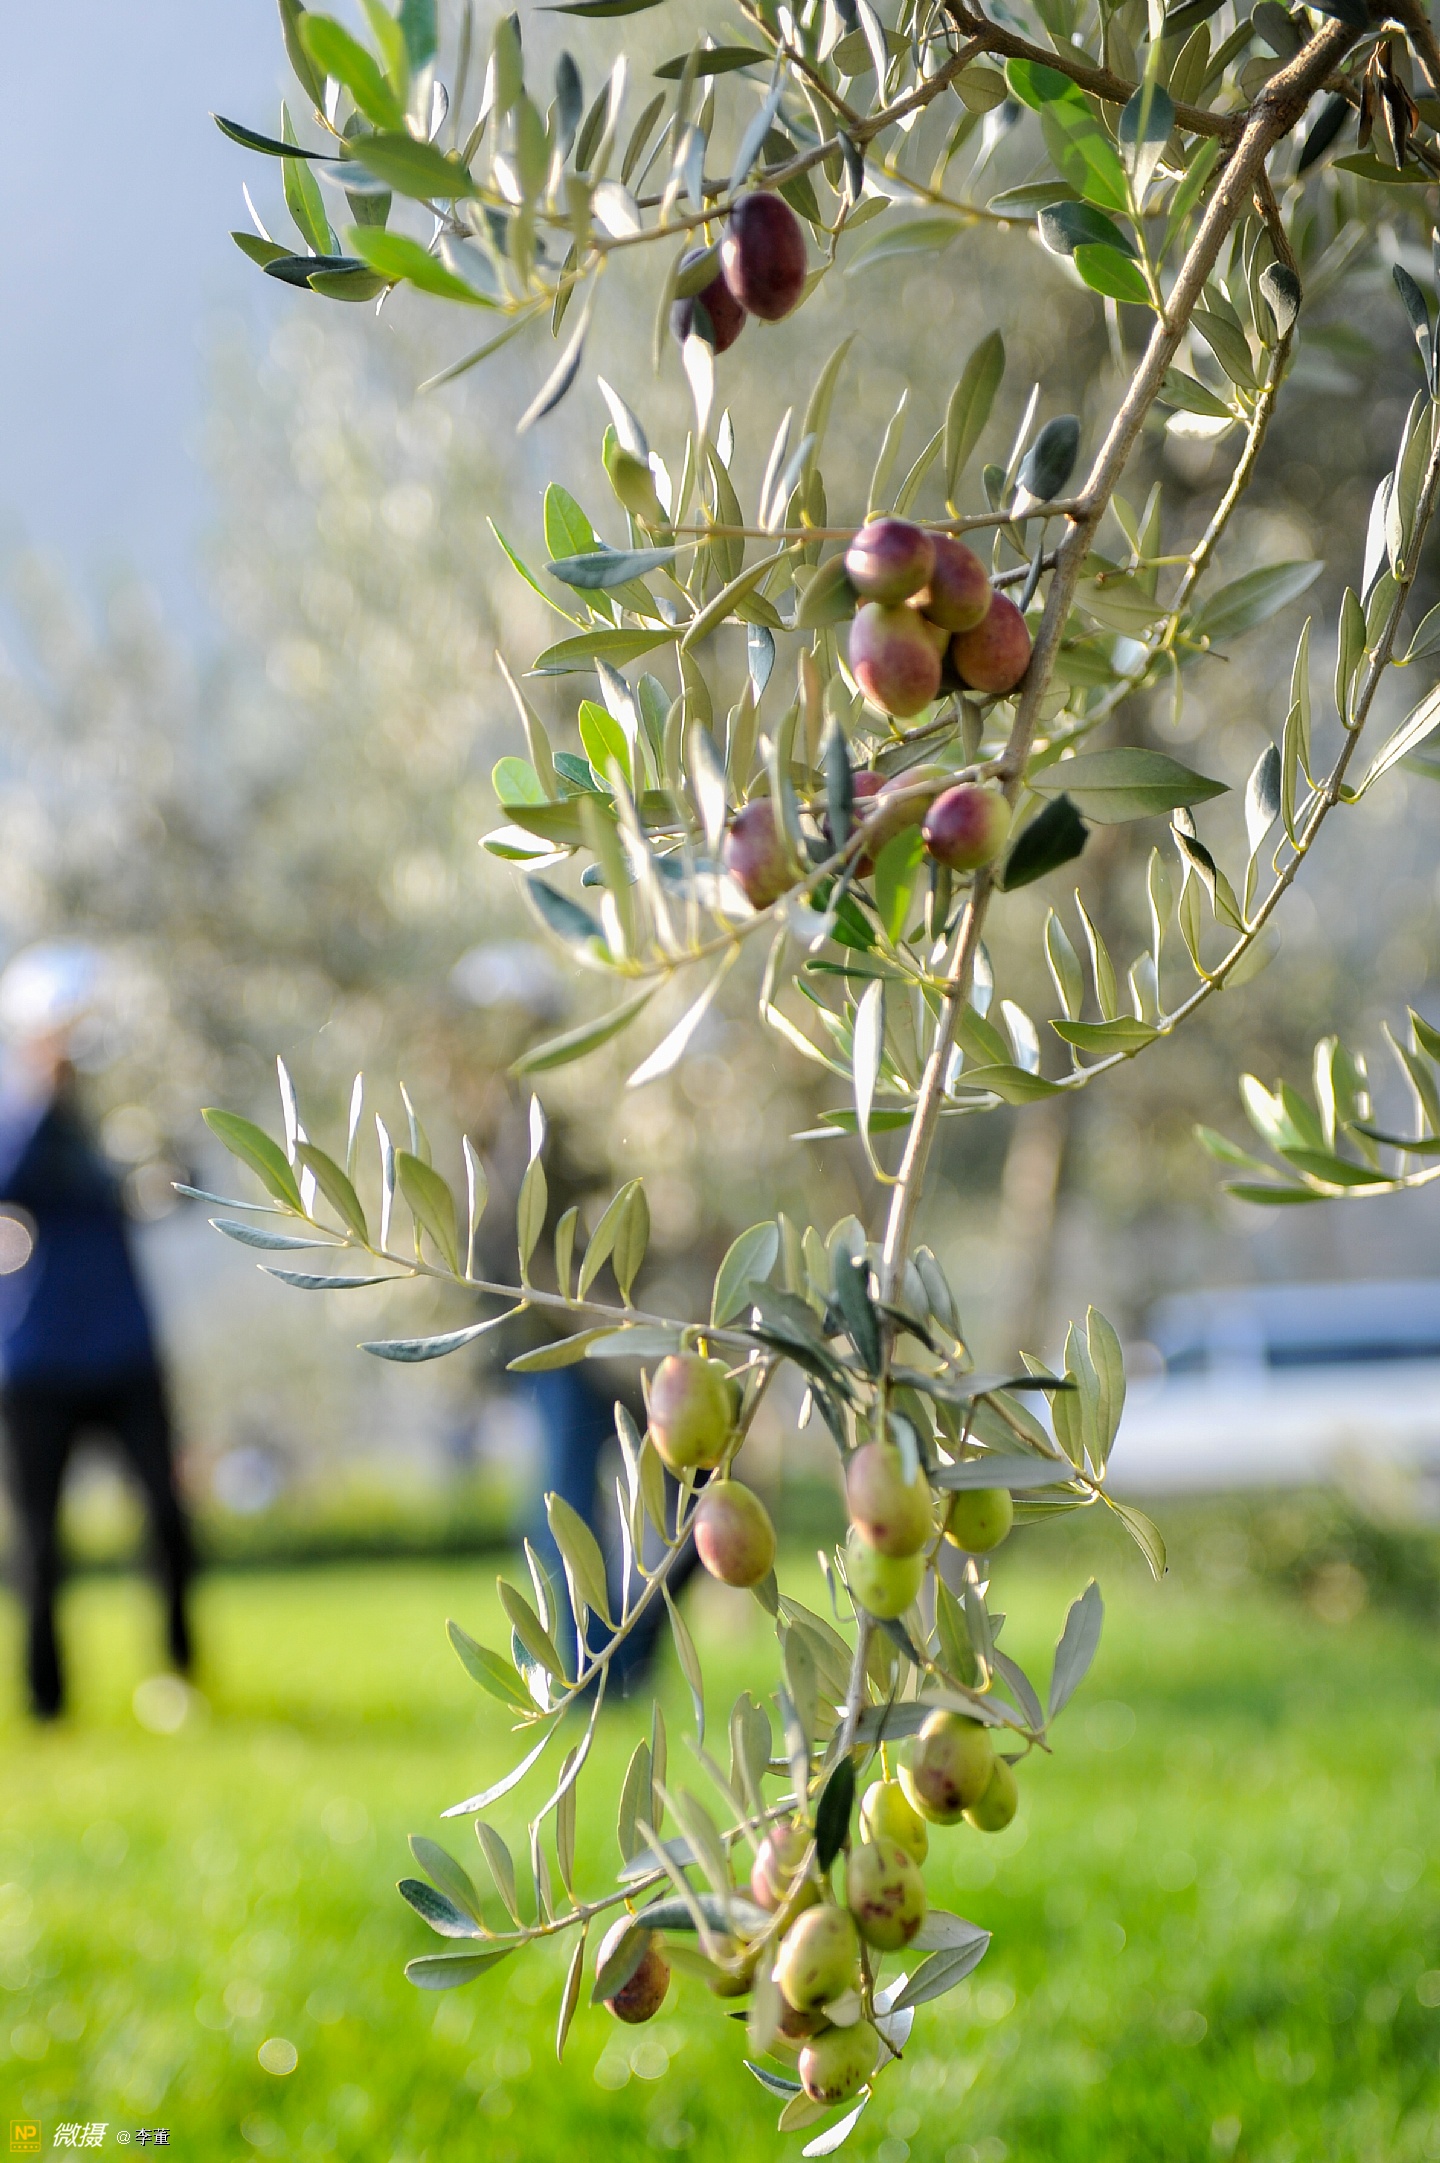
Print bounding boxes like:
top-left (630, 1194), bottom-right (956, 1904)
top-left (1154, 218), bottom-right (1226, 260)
top-left (0, 939), bottom-right (105, 1042)
top-left (451, 939), bottom-right (565, 1020)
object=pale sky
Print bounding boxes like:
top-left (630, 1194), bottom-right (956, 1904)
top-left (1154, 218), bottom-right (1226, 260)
top-left (0, 3), bottom-right (288, 630)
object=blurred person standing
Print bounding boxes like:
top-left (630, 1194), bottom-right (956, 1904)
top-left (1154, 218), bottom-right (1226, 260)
top-left (0, 942), bottom-right (193, 1719)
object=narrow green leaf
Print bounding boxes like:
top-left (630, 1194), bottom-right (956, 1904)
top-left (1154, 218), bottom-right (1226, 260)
top-left (814, 1756), bottom-right (856, 1871)
top-left (1354, 681), bottom-right (1440, 798)
top-left (531, 628), bottom-right (676, 674)
top-left (347, 226), bottom-right (492, 301)
top-left (852, 978), bottom-right (886, 1180)
top-left (611, 1182), bottom-right (650, 1303)
top-left (1073, 244), bottom-right (1151, 306)
top-left (874, 824), bottom-right (926, 943)
top-left (1048, 1579), bottom-right (1103, 1717)
top-left (516, 1158), bottom-right (548, 1280)
top-left (499, 1578), bottom-right (568, 1681)
top-left (203, 1109), bottom-right (303, 1211)
top-left (1190, 561), bottom-right (1323, 644)
top-left (346, 130), bottom-right (479, 198)
top-left (293, 1142), bottom-right (368, 1241)
top-left (944, 330), bottom-right (1005, 505)
top-left (549, 546), bottom-right (678, 591)
top-left (712, 1222), bottom-right (781, 1326)
top-left (1085, 1308), bottom-right (1125, 1470)
top-left (363, 1313), bottom-right (519, 1362)
top-left (513, 990), bottom-right (656, 1074)
top-left (890, 1935), bottom-right (992, 2009)
top-left (1045, 909), bottom-right (1084, 1019)
top-left (405, 1949), bottom-right (516, 1989)
top-left (408, 1835), bottom-right (482, 1923)
top-left (446, 1620), bottom-right (531, 1710)
top-left (1030, 749), bottom-right (1225, 824)
top-left (844, 215), bottom-right (968, 274)
top-left (556, 1929), bottom-right (587, 2060)
top-left (1109, 1499), bottom-right (1166, 1580)
top-left (300, 15), bottom-right (406, 129)
top-left (664, 1584), bottom-right (706, 1742)
top-left (999, 797), bottom-right (1088, 889)
top-left (398, 1877), bottom-right (483, 1939)
top-left (396, 1152), bottom-right (460, 1273)
top-left (547, 1492), bottom-right (613, 1623)
top-left (282, 106), bottom-right (334, 254)
top-left (1051, 1017), bottom-right (1158, 1056)
top-left (578, 1178), bottom-right (643, 1299)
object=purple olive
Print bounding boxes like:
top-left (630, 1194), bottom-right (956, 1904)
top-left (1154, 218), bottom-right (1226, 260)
top-left (720, 194), bottom-right (808, 322)
top-left (722, 799), bottom-right (798, 909)
top-left (917, 535), bottom-right (991, 632)
top-left (848, 603), bottom-right (942, 719)
top-left (920, 784), bottom-right (1011, 872)
top-left (844, 518), bottom-right (936, 604)
top-left (951, 593), bottom-right (1032, 695)
top-left (670, 248), bottom-right (747, 353)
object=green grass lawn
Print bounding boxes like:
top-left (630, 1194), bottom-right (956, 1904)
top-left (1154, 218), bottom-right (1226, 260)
top-left (1, 1538), bottom-right (1438, 2162)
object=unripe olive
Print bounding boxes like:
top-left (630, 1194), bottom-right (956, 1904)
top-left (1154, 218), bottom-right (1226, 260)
top-left (774, 1904), bottom-right (859, 2012)
top-left (944, 1486), bottom-right (1015, 1553)
top-left (670, 248), bottom-right (747, 353)
top-left (693, 1478), bottom-right (776, 1588)
top-left (720, 193), bottom-right (808, 321)
top-left (859, 1777), bottom-right (928, 1865)
top-left (845, 1528), bottom-right (925, 1620)
top-left (950, 592), bottom-right (1033, 695)
top-left (849, 602), bottom-right (942, 720)
top-left (798, 2020), bottom-right (880, 2105)
top-left (916, 534), bottom-right (991, 633)
top-left (845, 1836), bottom-right (927, 1951)
top-left (965, 1752), bottom-right (1019, 1832)
top-left (721, 798), bottom-right (798, 910)
top-left (705, 1933), bottom-right (759, 1997)
top-left (921, 784), bottom-right (1012, 873)
top-left (595, 1916), bottom-right (671, 2023)
top-left (647, 1353), bottom-right (733, 1472)
top-left (900, 1709), bottom-right (995, 1824)
top-left (776, 1994), bottom-right (827, 2040)
top-left (845, 1441), bottom-right (933, 1557)
top-left (844, 517), bottom-right (936, 603)
top-left (750, 1821), bottom-right (816, 1913)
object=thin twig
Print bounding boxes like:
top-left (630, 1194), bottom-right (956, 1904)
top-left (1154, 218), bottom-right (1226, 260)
top-left (875, 13), bottom-right (1365, 1304)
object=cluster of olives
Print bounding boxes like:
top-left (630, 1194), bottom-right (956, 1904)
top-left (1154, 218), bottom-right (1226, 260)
top-left (591, 1378), bottom-right (1024, 2107)
top-left (671, 192), bottom-right (808, 353)
top-left (843, 1438), bottom-right (1014, 1619)
top-left (648, 1351), bottom-right (777, 1588)
top-left (844, 517), bottom-right (1033, 718)
top-left (595, 1720), bottom-right (1020, 2103)
top-left (720, 765), bottom-right (1011, 914)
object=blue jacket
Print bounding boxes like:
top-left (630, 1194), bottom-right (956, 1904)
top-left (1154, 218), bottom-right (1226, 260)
top-left (0, 1084), bottom-right (156, 1385)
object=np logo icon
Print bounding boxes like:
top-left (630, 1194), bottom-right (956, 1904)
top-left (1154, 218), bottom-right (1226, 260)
top-left (9, 2125), bottom-right (41, 2157)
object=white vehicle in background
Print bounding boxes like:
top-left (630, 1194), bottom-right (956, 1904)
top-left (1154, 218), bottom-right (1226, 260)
top-left (1109, 1279), bottom-right (1440, 1496)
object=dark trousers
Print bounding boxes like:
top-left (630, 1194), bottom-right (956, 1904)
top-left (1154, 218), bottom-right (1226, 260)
top-left (2, 1366), bottom-right (193, 1717)
top-left (521, 1366), bottom-right (696, 1691)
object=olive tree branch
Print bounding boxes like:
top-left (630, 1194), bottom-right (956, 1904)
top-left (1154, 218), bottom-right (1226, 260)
top-left (874, 15), bottom-right (1363, 1305)
top-left (943, 0), bottom-right (1244, 140)
top-left (1027, 405), bottom-right (1440, 1104)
